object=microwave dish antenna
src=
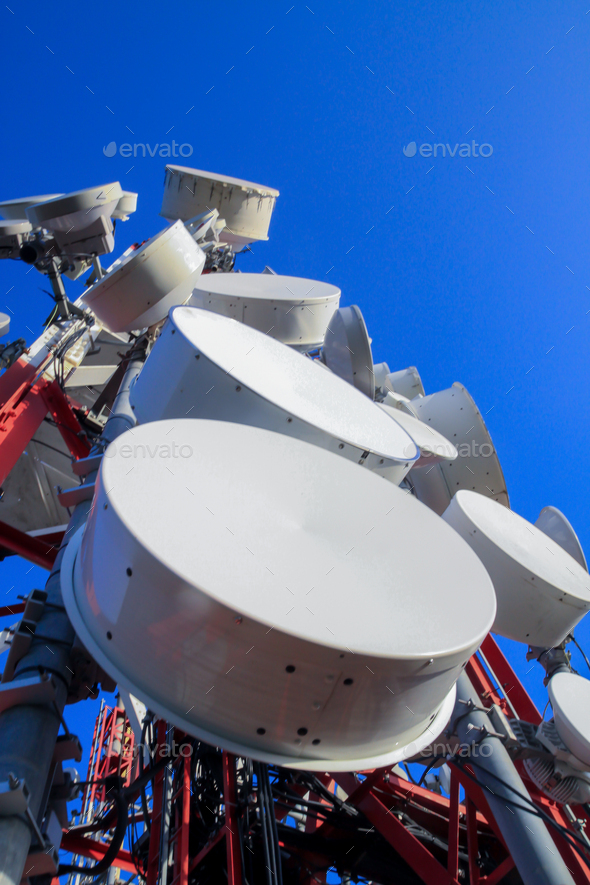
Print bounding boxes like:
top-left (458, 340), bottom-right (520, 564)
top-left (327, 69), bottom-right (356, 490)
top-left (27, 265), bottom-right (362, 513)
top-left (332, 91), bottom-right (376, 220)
top-left (161, 165), bottom-right (279, 248)
top-left (378, 402), bottom-right (458, 467)
top-left (82, 221), bottom-right (205, 333)
top-left (26, 183), bottom-right (124, 233)
top-left (410, 383), bottom-right (509, 514)
top-left (442, 490), bottom-right (590, 647)
top-left (547, 671), bottom-right (590, 768)
top-left (130, 306), bottom-right (420, 483)
top-left (535, 505), bottom-right (588, 572)
top-left (0, 193), bottom-right (63, 220)
top-left (386, 366), bottom-right (425, 399)
top-left (189, 272), bottom-right (341, 351)
top-left (61, 419), bottom-right (496, 770)
top-left (321, 305), bottom-right (375, 398)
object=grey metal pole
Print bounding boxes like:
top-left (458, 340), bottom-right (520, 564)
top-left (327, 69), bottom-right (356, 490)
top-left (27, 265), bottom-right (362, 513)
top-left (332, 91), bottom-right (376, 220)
top-left (453, 671), bottom-right (575, 885)
top-left (0, 352), bottom-right (144, 885)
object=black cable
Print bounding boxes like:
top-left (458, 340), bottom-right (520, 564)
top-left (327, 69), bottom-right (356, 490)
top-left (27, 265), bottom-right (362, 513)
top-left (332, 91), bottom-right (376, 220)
top-left (265, 768), bottom-right (284, 885)
top-left (273, 800), bottom-right (329, 823)
top-left (42, 415), bottom-right (88, 444)
top-left (254, 763), bottom-right (274, 885)
top-left (275, 786), bottom-right (336, 814)
top-left (417, 756), bottom-right (446, 787)
top-left (28, 436), bottom-right (73, 460)
top-left (58, 789), bottom-right (129, 876)
top-left (403, 762), bottom-right (419, 785)
top-left (138, 719), bottom-right (152, 834)
top-left (453, 756), bottom-right (590, 864)
top-left (261, 766), bottom-right (279, 885)
top-left (295, 772), bottom-right (357, 817)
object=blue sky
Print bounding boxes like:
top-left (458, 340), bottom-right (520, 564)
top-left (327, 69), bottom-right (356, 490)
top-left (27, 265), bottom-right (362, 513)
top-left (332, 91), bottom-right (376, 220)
top-left (1, 0), bottom-right (590, 777)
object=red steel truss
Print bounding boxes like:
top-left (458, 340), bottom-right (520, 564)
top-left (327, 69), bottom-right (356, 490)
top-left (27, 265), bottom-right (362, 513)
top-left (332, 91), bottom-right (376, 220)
top-left (60, 636), bottom-right (590, 885)
top-left (0, 356), bottom-right (89, 568)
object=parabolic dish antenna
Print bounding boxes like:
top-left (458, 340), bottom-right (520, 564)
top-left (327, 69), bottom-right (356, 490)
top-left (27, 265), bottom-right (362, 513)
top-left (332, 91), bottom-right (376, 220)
top-left (61, 419), bottom-right (496, 770)
top-left (378, 402), bottom-right (458, 467)
top-left (0, 312), bottom-right (10, 337)
top-left (112, 191), bottom-right (138, 220)
top-left (161, 165), bottom-right (279, 247)
top-left (535, 506), bottom-right (588, 572)
top-left (321, 305), bottom-right (375, 398)
top-left (0, 193), bottom-right (63, 221)
top-left (442, 490), bottom-right (590, 647)
top-left (130, 307), bottom-right (420, 484)
top-left (386, 366), bottom-right (425, 400)
top-left (373, 362), bottom-right (391, 394)
top-left (26, 183), bottom-right (123, 233)
top-left (189, 273), bottom-right (341, 351)
top-left (410, 383), bottom-right (509, 515)
top-left (547, 672), bottom-right (590, 768)
top-left (82, 222), bottom-right (205, 333)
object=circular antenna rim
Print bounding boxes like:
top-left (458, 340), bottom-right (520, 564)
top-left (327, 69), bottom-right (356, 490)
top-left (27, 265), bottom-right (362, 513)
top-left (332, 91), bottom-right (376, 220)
top-left (61, 535), bottom-right (458, 772)
top-left (166, 306), bottom-right (417, 464)
top-left (323, 304), bottom-right (375, 399)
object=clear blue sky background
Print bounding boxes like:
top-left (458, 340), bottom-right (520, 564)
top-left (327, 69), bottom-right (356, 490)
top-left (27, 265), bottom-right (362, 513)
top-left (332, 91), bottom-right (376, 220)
top-left (1, 0), bottom-right (590, 785)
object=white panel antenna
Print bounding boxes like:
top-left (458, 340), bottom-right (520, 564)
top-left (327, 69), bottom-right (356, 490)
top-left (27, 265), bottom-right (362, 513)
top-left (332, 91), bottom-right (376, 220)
top-left (535, 506), bottom-right (588, 572)
top-left (442, 490), bottom-right (590, 647)
top-left (130, 306), bottom-right (420, 483)
top-left (82, 221), bottom-right (206, 333)
top-left (321, 305), bottom-right (375, 398)
top-left (189, 272), bottom-right (341, 351)
top-left (410, 383), bottom-right (509, 514)
top-left (161, 165), bottom-right (279, 249)
top-left (62, 419), bottom-right (496, 770)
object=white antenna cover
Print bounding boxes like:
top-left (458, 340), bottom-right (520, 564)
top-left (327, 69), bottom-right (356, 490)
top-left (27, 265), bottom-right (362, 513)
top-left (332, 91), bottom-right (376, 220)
top-left (373, 362), bottom-right (391, 392)
top-left (386, 366), bottom-right (425, 399)
top-left (548, 672), bottom-right (590, 768)
top-left (535, 506), bottom-right (588, 572)
top-left (0, 219), bottom-right (32, 236)
top-left (161, 166), bottom-right (279, 247)
top-left (26, 183), bottom-right (123, 233)
top-left (0, 312), bottom-right (10, 337)
top-left (112, 191), bottom-right (138, 221)
top-left (130, 307), bottom-right (420, 484)
top-left (378, 402), bottom-right (458, 467)
top-left (0, 193), bottom-right (63, 221)
top-left (410, 383), bottom-right (509, 514)
top-left (82, 222), bottom-right (206, 333)
top-left (442, 490), bottom-right (590, 647)
top-left (189, 273), bottom-right (341, 351)
top-left (322, 305), bottom-right (375, 398)
top-left (61, 419), bottom-right (496, 770)
top-left (0, 220), bottom-right (33, 254)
